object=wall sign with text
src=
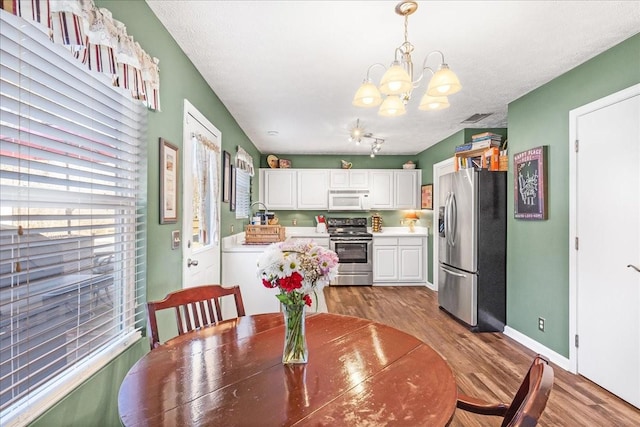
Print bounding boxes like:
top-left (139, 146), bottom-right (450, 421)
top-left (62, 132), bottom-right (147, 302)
top-left (514, 145), bottom-right (548, 220)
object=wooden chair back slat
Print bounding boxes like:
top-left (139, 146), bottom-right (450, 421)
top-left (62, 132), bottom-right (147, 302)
top-left (146, 284), bottom-right (246, 349)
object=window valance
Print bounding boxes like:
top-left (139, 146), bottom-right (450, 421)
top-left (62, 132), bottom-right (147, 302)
top-left (0, 0), bottom-right (161, 110)
top-left (235, 146), bottom-right (255, 177)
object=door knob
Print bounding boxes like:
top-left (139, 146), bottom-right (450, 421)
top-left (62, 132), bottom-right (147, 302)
top-left (627, 264), bottom-right (640, 273)
top-left (187, 258), bottom-right (199, 267)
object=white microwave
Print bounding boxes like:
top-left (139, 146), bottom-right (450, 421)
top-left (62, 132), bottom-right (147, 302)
top-left (328, 189), bottom-right (371, 211)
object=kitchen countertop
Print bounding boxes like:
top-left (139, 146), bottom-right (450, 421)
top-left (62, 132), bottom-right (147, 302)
top-left (370, 226), bottom-right (429, 237)
top-left (222, 227), bottom-right (330, 253)
top-left (222, 226), bottom-right (428, 252)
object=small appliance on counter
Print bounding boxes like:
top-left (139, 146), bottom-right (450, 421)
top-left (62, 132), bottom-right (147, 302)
top-left (371, 213), bottom-right (382, 232)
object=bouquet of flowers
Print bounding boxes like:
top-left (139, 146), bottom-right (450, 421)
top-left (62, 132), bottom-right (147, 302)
top-left (257, 239), bottom-right (339, 307)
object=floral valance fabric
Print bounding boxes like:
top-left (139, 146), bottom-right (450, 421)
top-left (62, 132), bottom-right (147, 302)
top-left (1, 0), bottom-right (161, 110)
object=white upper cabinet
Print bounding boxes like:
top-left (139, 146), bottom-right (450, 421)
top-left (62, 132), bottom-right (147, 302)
top-left (297, 169), bottom-right (329, 209)
top-left (329, 169), bottom-right (369, 189)
top-left (395, 170), bottom-right (420, 209)
top-left (260, 168), bottom-right (421, 210)
top-left (370, 170), bottom-right (394, 209)
top-left (260, 169), bottom-right (297, 210)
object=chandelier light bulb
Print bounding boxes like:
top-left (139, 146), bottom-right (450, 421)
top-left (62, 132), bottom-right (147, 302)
top-left (352, 81), bottom-right (383, 107)
top-left (419, 94), bottom-right (450, 111)
top-left (426, 64), bottom-right (462, 97)
top-left (379, 63), bottom-right (412, 95)
top-left (378, 95), bottom-right (406, 117)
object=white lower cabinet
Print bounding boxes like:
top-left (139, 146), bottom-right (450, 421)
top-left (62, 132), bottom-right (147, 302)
top-left (222, 250), bottom-right (279, 316)
top-left (373, 236), bottom-right (425, 284)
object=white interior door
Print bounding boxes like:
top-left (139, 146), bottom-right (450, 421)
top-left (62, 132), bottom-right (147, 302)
top-left (571, 84), bottom-right (640, 408)
top-left (182, 100), bottom-right (222, 288)
top-left (431, 158), bottom-right (455, 291)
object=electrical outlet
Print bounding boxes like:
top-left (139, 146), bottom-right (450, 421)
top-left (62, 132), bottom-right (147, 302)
top-left (292, 218), bottom-right (297, 225)
top-left (230, 224), bottom-right (234, 233)
top-left (538, 317), bottom-right (545, 332)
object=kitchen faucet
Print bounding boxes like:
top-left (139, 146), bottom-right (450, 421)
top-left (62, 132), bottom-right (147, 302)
top-left (250, 201), bottom-right (270, 224)
top-left (250, 201), bottom-right (269, 215)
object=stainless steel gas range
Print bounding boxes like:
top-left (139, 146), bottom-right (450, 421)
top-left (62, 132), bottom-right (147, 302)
top-left (327, 217), bottom-right (372, 286)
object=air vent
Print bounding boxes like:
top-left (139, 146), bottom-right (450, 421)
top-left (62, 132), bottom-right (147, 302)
top-left (461, 113), bottom-right (493, 124)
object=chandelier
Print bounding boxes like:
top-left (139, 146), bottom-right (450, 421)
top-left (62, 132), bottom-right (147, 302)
top-left (349, 119), bottom-right (385, 157)
top-left (352, 1), bottom-right (462, 116)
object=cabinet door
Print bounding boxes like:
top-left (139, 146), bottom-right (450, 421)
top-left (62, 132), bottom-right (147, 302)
top-left (298, 169), bottom-right (329, 209)
top-left (373, 245), bottom-right (398, 282)
top-left (349, 170), bottom-right (369, 188)
top-left (261, 169), bottom-right (297, 209)
top-left (395, 170), bottom-right (420, 209)
top-left (370, 171), bottom-right (394, 209)
top-left (398, 245), bottom-right (424, 282)
top-left (329, 170), bottom-right (350, 188)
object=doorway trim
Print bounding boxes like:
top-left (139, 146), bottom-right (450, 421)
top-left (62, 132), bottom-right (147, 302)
top-left (568, 83), bottom-right (640, 374)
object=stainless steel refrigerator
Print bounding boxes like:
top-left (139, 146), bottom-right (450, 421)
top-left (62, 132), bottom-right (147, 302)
top-left (438, 169), bottom-right (506, 332)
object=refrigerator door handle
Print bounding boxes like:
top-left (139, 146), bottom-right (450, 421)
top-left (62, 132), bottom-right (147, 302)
top-left (441, 266), bottom-right (467, 278)
top-left (448, 193), bottom-right (457, 247)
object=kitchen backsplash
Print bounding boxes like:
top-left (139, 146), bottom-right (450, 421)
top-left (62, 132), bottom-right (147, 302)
top-left (267, 210), bottom-right (433, 231)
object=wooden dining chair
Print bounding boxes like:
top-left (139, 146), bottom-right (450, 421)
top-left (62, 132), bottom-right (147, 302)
top-left (146, 284), bottom-right (246, 349)
top-left (456, 354), bottom-right (554, 427)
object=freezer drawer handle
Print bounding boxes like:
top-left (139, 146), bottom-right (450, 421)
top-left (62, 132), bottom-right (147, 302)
top-left (441, 267), bottom-right (467, 278)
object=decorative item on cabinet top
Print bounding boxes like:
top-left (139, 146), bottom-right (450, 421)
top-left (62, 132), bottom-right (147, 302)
top-left (341, 160), bottom-right (353, 169)
top-left (279, 158), bottom-right (292, 168)
top-left (267, 154), bottom-right (279, 168)
top-left (403, 160), bottom-right (416, 169)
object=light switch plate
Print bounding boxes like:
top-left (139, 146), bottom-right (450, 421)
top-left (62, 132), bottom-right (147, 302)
top-left (171, 230), bottom-right (180, 250)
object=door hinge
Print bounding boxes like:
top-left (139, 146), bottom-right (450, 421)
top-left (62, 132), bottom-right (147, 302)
top-left (575, 334), bottom-right (579, 348)
top-left (575, 139), bottom-right (579, 152)
top-left (575, 237), bottom-right (579, 250)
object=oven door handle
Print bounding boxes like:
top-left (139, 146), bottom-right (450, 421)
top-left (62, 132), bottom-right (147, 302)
top-left (330, 240), bottom-right (372, 244)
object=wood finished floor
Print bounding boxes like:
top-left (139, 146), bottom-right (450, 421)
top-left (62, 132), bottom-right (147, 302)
top-left (323, 285), bottom-right (640, 426)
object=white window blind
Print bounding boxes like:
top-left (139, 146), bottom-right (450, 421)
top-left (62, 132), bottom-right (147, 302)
top-left (235, 169), bottom-right (251, 219)
top-left (0, 10), bottom-right (147, 424)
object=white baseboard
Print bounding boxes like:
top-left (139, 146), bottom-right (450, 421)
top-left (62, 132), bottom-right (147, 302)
top-left (426, 281), bottom-right (435, 291)
top-left (503, 326), bottom-right (571, 371)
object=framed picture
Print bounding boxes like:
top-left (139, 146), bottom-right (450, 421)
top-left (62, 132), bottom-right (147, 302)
top-left (222, 150), bottom-right (231, 203)
top-left (514, 145), bottom-right (548, 220)
top-left (421, 184), bottom-right (433, 210)
top-left (160, 138), bottom-right (178, 224)
top-left (230, 165), bottom-right (236, 211)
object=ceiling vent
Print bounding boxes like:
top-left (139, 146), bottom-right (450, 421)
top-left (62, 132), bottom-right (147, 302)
top-left (461, 113), bottom-right (493, 124)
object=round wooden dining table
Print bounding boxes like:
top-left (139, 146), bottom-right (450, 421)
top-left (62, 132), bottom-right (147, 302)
top-left (118, 312), bottom-right (458, 426)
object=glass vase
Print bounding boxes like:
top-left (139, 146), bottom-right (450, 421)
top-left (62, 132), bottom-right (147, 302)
top-left (281, 303), bottom-right (308, 364)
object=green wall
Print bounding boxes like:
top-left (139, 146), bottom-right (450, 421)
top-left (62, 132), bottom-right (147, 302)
top-left (32, 0), bottom-right (260, 425)
top-left (505, 34), bottom-right (640, 356)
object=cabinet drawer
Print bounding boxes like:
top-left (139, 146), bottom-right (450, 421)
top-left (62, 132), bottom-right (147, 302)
top-left (373, 237), bottom-right (398, 246)
top-left (398, 237), bottom-right (423, 246)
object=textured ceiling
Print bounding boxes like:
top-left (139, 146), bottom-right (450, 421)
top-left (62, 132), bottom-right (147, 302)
top-left (146, 1), bottom-right (640, 155)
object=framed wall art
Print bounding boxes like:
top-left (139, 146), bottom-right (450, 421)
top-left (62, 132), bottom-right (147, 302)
top-left (514, 145), bottom-right (548, 220)
top-left (222, 150), bottom-right (231, 203)
top-left (160, 138), bottom-right (178, 224)
top-left (421, 184), bottom-right (433, 210)
top-left (230, 165), bottom-right (236, 212)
